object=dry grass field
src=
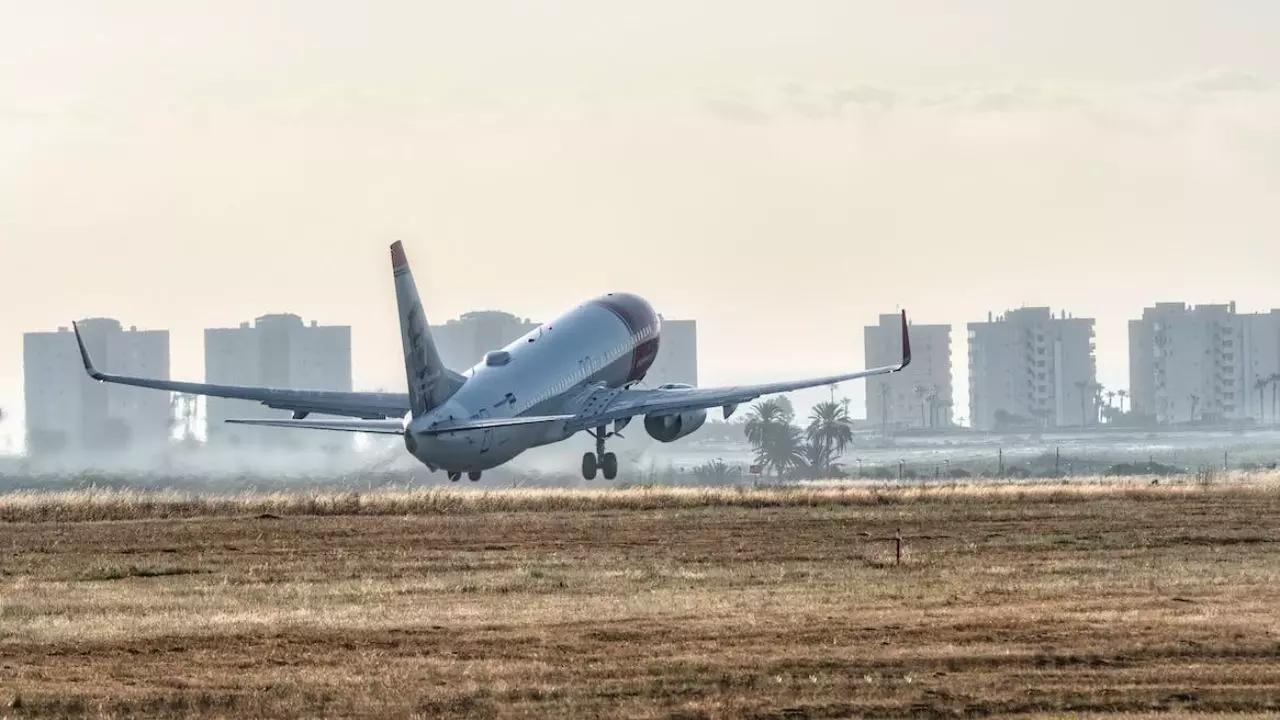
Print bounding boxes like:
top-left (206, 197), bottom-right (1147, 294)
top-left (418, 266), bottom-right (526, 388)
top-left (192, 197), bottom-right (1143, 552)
top-left (2, 476), bottom-right (1279, 718)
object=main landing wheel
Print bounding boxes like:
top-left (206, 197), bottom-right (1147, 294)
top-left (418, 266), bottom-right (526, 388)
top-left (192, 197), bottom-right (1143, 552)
top-left (468, 471), bottom-right (482, 482)
top-left (448, 471), bottom-right (461, 482)
top-left (583, 424), bottom-right (621, 481)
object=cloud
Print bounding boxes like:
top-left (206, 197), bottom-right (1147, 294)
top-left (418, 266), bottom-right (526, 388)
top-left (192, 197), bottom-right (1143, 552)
top-left (699, 91), bottom-right (771, 125)
top-left (697, 71), bottom-right (1279, 124)
top-left (1174, 69), bottom-right (1273, 96)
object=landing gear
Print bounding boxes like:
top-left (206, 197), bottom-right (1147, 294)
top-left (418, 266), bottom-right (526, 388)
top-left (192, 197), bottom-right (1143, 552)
top-left (448, 471), bottom-right (461, 482)
top-left (582, 425), bottom-right (620, 480)
top-left (468, 471), bottom-right (482, 482)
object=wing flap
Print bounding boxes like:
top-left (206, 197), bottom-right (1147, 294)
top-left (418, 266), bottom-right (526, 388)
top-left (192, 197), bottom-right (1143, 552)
top-left (418, 414), bottom-right (576, 436)
top-left (224, 418), bottom-right (407, 435)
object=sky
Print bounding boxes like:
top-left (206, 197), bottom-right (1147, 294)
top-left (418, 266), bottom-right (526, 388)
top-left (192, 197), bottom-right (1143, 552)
top-left (3, 0), bottom-right (1280, 446)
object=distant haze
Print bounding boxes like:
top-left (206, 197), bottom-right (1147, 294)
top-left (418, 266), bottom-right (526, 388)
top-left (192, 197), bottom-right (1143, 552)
top-left (3, 1), bottom-right (1280, 444)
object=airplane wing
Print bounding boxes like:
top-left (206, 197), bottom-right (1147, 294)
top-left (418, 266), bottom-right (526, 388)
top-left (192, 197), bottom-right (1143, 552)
top-left (72, 322), bottom-right (413, 420)
top-left (567, 310), bottom-right (912, 432)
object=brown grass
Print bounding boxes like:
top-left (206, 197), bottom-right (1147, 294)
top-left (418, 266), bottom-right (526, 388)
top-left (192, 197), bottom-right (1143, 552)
top-left (2, 471), bottom-right (1276, 522)
top-left (2, 477), bottom-right (1279, 718)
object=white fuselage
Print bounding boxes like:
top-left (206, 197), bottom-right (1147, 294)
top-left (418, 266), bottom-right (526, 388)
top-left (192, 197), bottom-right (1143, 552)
top-left (404, 293), bottom-right (661, 472)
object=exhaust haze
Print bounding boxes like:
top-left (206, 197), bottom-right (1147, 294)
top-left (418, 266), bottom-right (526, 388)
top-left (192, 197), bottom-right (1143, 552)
top-left (3, 1), bottom-right (1280, 443)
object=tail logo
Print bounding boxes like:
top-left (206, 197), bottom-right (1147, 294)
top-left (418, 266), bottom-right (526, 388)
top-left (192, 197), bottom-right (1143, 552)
top-left (406, 303), bottom-right (438, 415)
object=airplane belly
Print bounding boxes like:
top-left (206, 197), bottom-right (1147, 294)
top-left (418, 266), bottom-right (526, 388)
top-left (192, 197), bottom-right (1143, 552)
top-left (410, 428), bottom-right (529, 472)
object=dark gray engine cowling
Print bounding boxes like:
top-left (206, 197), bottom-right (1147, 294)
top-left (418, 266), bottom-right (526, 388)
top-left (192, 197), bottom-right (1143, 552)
top-left (643, 409), bottom-right (707, 442)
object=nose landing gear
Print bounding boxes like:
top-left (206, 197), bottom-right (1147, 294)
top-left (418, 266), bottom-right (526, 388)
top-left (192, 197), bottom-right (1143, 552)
top-left (582, 425), bottom-right (618, 481)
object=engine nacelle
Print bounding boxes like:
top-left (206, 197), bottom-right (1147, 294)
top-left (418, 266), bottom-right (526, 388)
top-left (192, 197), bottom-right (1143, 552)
top-left (643, 409), bottom-right (707, 443)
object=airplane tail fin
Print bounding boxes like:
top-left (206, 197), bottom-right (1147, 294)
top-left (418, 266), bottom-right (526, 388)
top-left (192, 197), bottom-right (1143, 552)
top-left (391, 241), bottom-right (459, 416)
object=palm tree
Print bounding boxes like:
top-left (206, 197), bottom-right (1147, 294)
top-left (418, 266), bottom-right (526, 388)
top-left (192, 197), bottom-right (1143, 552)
top-left (803, 436), bottom-right (834, 479)
top-left (1117, 389), bottom-right (1128, 414)
top-left (743, 397), bottom-right (791, 448)
top-left (806, 400), bottom-right (854, 476)
top-left (1189, 393), bottom-right (1200, 423)
top-left (937, 399), bottom-right (953, 428)
top-left (1270, 373), bottom-right (1280, 426)
top-left (913, 384), bottom-right (927, 428)
top-left (1255, 378), bottom-right (1270, 424)
top-left (743, 398), bottom-right (805, 478)
top-left (760, 424), bottom-right (807, 478)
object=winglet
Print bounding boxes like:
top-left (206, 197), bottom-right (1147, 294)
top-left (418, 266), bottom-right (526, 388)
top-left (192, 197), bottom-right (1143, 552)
top-left (71, 321), bottom-right (106, 381)
top-left (897, 310), bottom-right (912, 371)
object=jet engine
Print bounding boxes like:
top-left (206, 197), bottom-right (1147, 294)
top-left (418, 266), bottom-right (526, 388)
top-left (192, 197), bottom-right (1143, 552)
top-left (643, 409), bottom-right (707, 442)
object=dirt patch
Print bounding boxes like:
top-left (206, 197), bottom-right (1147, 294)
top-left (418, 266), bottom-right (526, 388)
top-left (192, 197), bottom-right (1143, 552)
top-left (1, 482), bottom-right (1278, 718)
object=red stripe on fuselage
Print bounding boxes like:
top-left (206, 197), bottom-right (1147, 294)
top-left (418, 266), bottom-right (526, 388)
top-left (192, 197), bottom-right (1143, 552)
top-left (591, 292), bottom-right (662, 382)
top-left (630, 336), bottom-right (661, 382)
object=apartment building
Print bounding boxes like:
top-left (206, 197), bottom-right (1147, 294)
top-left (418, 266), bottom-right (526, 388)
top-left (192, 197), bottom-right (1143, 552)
top-left (864, 314), bottom-right (952, 429)
top-left (431, 311), bottom-right (540, 372)
top-left (968, 307), bottom-right (1097, 430)
top-left (645, 317), bottom-right (698, 387)
top-left (24, 318), bottom-right (171, 456)
top-left (1128, 302), bottom-right (1280, 424)
top-left (205, 314), bottom-right (352, 448)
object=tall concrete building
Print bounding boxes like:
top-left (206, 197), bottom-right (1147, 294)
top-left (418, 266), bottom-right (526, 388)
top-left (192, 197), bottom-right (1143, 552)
top-left (432, 311), bottom-right (540, 372)
top-left (646, 317), bottom-right (698, 387)
top-left (24, 319), bottom-right (171, 456)
top-left (968, 308), bottom-right (1097, 430)
top-left (205, 314), bottom-right (352, 448)
top-left (1128, 302), bottom-right (1276, 424)
top-left (864, 314), bottom-right (952, 429)
top-left (1242, 310), bottom-right (1280, 422)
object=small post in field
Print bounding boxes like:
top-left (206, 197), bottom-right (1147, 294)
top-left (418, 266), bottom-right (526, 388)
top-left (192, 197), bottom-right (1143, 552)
top-left (895, 528), bottom-right (903, 566)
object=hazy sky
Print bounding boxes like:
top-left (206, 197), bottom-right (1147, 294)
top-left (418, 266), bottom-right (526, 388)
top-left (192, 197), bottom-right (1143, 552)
top-left (3, 1), bottom-right (1280, 445)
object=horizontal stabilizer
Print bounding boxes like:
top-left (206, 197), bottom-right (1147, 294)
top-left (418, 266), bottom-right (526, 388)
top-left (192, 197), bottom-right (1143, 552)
top-left (224, 418), bottom-right (407, 435)
top-left (420, 414), bottom-right (576, 436)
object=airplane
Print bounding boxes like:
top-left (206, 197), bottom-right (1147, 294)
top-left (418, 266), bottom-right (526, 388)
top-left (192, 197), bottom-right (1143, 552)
top-left (73, 241), bottom-right (911, 482)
